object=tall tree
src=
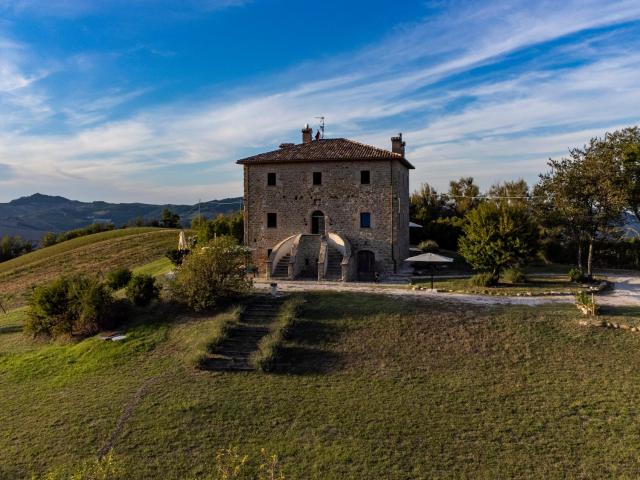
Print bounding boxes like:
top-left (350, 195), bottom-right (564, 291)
top-left (535, 136), bottom-right (627, 277)
top-left (603, 127), bottom-right (640, 220)
top-left (488, 179), bottom-right (530, 206)
top-left (161, 208), bottom-right (181, 228)
top-left (409, 183), bottom-right (447, 226)
top-left (447, 177), bottom-right (480, 216)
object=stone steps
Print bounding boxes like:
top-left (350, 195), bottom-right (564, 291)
top-left (272, 254), bottom-right (290, 278)
top-left (203, 295), bottom-right (286, 372)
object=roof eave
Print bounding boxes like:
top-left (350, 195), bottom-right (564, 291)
top-left (237, 157), bottom-right (415, 168)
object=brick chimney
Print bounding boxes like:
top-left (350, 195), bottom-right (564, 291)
top-left (302, 124), bottom-right (313, 144)
top-left (391, 133), bottom-right (405, 156)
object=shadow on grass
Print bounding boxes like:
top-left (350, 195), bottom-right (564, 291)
top-left (0, 324), bottom-right (22, 335)
top-left (274, 308), bottom-right (346, 375)
top-left (598, 305), bottom-right (640, 318)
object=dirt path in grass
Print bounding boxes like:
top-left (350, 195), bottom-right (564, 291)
top-left (97, 375), bottom-right (161, 458)
top-left (256, 274), bottom-right (640, 307)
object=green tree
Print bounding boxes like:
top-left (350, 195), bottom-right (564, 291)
top-left (161, 208), bottom-right (180, 228)
top-left (0, 235), bottom-right (33, 262)
top-left (536, 135), bottom-right (627, 277)
top-left (174, 236), bottom-right (252, 311)
top-left (447, 177), bottom-right (480, 217)
top-left (191, 213), bottom-right (207, 229)
top-left (410, 183), bottom-right (447, 226)
top-left (603, 127), bottom-right (640, 220)
top-left (40, 232), bottom-right (59, 247)
top-left (458, 202), bottom-right (539, 281)
top-left (487, 179), bottom-right (529, 206)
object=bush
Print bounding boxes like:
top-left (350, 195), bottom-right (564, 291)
top-left (0, 234), bottom-right (33, 262)
top-left (502, 267), bottom-right (526, 284)
top-left (105, 268), bottom-right (132, 290)
top-left (568, 267), bottom-right (586, 283)
top-left (174, 236), bottom-right (252, 311)
top-left (165, 248), bottom-right (189, 266)
top-left (469, 272), bottom-right (498, 287)
top-left (417, 239), bottom-right (440, 253)
top-left (459, 202), bottom-right (538, 278)
top-left (26, 275), bottom-right (119, 338)
top-left (125, 274), bottom-right (160, 307)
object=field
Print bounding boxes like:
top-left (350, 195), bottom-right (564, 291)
top-left (0, 228), bottom-right (178, 309)
top-left (2, 291), bottom-right (640, 478)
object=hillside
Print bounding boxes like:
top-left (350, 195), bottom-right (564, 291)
top-left (0, 228), bottom-right (178, 309)
top-left (0, 193), bottom-right (242, 242)
top-left (2, 293), bottom-right (640, 477)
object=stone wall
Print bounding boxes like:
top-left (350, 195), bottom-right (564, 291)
top-left (243, 159), bottom-right (410, 278)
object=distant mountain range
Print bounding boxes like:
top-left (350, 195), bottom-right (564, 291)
top-left (0, 193), bottom-right (243, 242)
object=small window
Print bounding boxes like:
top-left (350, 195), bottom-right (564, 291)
top-left (313, 172), bottom-right (322, 185)
top-left (267, 213), bottom-right (277, 228)
top-left (267, 248), bottom-right (273, 258)
top-left (361, 170), bottom-right (370, 184)
top-left (360, 212), bottom-right (371, 228)
top-left (267, 172), bottom-right (276, 186)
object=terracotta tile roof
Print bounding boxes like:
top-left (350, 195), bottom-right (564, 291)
top-left (236, 138), bottom-right (415, 169)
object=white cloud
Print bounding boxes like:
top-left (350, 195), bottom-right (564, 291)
top-left (1, 0), bottom-right (640, 203)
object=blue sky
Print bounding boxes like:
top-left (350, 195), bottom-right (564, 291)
top-left (1, 0), bottom-right (640, 204)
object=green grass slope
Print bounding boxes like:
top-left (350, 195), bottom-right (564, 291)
top-left (2, 293), bottom-right (640, 478)
top-left (0, 228), bottom-right (179, 308)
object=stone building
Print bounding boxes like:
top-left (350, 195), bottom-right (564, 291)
top-left (237, 126), bottom-right (414, 281)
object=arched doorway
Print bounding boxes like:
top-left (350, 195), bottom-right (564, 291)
top-left (357, 250), bottom-right (375, 281)
top-left (311, 210), bottom-right (325, 235)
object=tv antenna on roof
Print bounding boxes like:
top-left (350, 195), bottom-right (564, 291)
top-left (314, 116), bottom-right (325, 139)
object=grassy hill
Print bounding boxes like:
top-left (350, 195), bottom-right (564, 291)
top-left (2, 290), bottom-right (640, 478)
top-left (0, 227), bottom-right (179, 308)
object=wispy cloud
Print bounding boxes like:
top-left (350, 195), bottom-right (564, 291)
top-left (1, 0), bottom-right (640, 202)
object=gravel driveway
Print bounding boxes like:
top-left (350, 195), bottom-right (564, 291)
top-left (256, 274), bottom-right (640, 307)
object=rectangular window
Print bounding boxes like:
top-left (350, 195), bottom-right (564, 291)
top-left (361, 170), bottom-right (370, 184)
top-left (313, 172), bottom-right (322, 185)
top-left (360, 212), bottom-right (371, 228)
top-left (267, 172), bottom-right (276, 186)
top-left (267, 213), bottom-right (277, 228)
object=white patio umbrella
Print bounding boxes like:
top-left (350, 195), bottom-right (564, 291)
top-left (178, 230), bottom-right (189, 251)
top-left (404, 253), bottom-right (454, 290)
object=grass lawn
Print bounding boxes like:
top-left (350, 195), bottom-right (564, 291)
top-left (0, 228), bottom-right (179, 309)
top-left (2, 292), bottom-right (640, 478)
top-left (413, 275), bottom-right (598, 296)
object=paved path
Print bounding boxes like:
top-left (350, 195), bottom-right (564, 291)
top-left (598, 275), bottom-right (640, 307)
top-left (256, 274), bottom-right (640, 307)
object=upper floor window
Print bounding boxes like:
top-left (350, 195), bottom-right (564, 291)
top-left (267, 213), bottom-right (277, 228)
top-left (267, 172), bottom-right (276, 186)
top-left (360, 212), bottom-right (371, 228)
top-left (313, 172), bottom-right (322, 185)
top-left (361, 170), bottom-right (370, 184)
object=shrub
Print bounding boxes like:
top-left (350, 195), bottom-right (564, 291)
top-left (568, 267), bottom-right (586, 283)
top-left (502, 267), bottom-right (526, 284)
top-left (417, 239), bottom-right (440, 253)
top-left (576, 291), bottom-right (598, 315)
top-left (174, 236), bottom-right (252, 311)
top-left (469, 272), bottom-right (498, 287)
top-left (105, 268), bottom-right (132, 290)
top-left (26, 275), bottom-right (118, 338)
top-left (165, 248), bottom-right (189, 266)
top-left (125, 274), bottom-right (160, 307)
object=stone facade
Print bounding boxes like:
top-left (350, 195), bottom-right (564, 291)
top-left (237, 130), bottom-right (413, 281)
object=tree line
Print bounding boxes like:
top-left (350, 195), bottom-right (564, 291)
top-left (410, 126), bottom-right (640, 281)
